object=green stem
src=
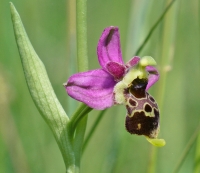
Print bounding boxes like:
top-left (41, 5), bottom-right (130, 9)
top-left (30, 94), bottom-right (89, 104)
top-left (68, 104), bottom-right (92, 136)
top-left (73, 116), bottom-right (88, 170)
top-left (172, 123), bottom-right (200, 173)
top-left (135, 0), bottom-right (177, 55)
top-left (71, 104), bottom-right (89, 123)
top-left (67, 103), bottom-right (86, 139)
top-left (67, 0), bottom-right (77, 116)
top-left (72, 106), bottom-right (92, 132)
top-left (67, 0), bottom-right (89, 171)
top-left (68, 106), bottom-right (91, 172)
top-left (76, 0), bottom-right (88, 72)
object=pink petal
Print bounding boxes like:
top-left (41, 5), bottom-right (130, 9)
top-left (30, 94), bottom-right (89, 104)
top-left (125, 56), bottom-right (140, 69)
top-left (64, 69), bottom-right (116, 110)
top-left (106, 62), bottom-right (126, 80)
top-left (145, 66), bottom-right (160, 91)
top-left (97, 26), bottom-right (124, 70)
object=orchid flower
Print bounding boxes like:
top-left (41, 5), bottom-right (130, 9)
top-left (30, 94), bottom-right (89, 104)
top-left (64, 26), bottom-right (165, 147)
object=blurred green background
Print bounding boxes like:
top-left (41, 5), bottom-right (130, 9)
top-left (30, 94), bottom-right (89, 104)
top-left (0, 0), bottom-right (200, 172)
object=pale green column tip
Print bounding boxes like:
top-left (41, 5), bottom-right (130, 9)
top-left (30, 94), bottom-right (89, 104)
top-left (139, 56), bottom-right (157, 67)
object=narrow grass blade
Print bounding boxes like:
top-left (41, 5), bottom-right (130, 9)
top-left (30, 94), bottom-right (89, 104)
top-left (173, 124), bottom-right (200, 173)
top-left (135, 0), bottom-right (177, 55)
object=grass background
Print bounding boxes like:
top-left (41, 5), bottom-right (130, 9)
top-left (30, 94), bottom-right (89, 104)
top-left (0, 0), bottom-right (200, 172)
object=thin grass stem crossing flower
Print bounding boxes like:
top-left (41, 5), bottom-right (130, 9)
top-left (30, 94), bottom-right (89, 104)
top-left (64, 26), bottom-right (165, 147)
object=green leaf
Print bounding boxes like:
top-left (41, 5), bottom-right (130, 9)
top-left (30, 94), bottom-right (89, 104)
top-left (10, 3), bottom-right (77, 172)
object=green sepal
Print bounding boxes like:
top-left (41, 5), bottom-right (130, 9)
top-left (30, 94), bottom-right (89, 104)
top-left (10, 3), bottom-right (77, 171)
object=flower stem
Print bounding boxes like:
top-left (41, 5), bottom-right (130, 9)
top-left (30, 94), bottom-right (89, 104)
top-left (71, 103), bottom-right (89, 123)
top-left (76, 0), bottom-right (88, 72)
top-left (70, 105), bottom-right (92, 133)
top-left (67, 0), bottom-right (77, 116)
top-left (67, 0), bottom-right (89, 171)
top-left (73, 116), bottom-right (88, 170)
